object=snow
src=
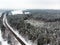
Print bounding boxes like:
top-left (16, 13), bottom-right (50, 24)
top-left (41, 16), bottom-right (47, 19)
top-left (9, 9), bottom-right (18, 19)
top-left (24, 12), bottom-right (30, 14)
top-left (11, 10), bottom-right (23, 15)
top-left (25, 19), bottom-right (44, 27)
top-left (3, 12), bottom-right (37, 45)
top-left (0, 29), bottom-right (10, 45)
top-left (5, 19), bottom-right (32, 45)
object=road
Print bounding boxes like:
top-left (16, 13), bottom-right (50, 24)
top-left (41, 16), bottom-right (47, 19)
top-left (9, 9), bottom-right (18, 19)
top-left (2, 12), bottom-right (34, 45)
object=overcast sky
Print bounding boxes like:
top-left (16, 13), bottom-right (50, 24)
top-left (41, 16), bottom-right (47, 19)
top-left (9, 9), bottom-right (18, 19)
top-left (0, 0), bottom-right (60, 9)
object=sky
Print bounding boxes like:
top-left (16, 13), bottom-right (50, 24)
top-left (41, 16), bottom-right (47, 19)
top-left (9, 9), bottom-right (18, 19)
top-left (0, 0), bottom-right (60, 9)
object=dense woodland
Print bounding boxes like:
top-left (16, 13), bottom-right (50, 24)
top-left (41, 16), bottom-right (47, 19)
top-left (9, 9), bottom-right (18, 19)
top-left (1, 10), bottom-right (60, 45)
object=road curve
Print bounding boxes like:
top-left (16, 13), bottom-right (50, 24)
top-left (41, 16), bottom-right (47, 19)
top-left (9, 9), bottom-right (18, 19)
top-left (3, 12), bottom-right (29, 45)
